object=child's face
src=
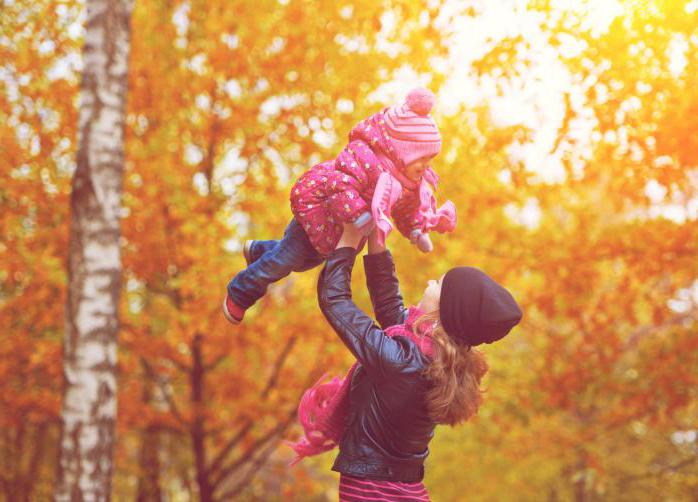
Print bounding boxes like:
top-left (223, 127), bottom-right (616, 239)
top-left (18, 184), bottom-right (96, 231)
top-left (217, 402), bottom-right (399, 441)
top-left (404, 158), bottom-right (430, 181)
top-left (417, 274), bottom-right (445, 314)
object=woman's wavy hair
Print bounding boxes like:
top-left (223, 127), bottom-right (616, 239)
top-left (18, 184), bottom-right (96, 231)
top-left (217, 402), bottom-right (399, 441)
top-left (413, 311), bottom-right (489, 426)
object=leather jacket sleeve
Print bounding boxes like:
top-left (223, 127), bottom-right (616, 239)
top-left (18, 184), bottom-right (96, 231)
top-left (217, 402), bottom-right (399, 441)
top-left (363, 250), bottom-right (408, 330)
top-left (318, 247), bottom-right (416, 378)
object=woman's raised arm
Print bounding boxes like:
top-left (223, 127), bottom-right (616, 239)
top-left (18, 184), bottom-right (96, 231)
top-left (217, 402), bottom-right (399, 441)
top-left (317, 225), bottom-right (412, 378)
top-left (363, 229), bottom-right (408, 329)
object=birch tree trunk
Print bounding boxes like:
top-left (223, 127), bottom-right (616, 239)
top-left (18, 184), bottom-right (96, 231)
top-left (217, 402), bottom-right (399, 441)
top-left (55, 0), bottom-right (133, 500)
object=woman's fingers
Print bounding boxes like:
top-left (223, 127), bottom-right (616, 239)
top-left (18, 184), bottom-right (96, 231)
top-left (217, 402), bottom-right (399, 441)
top-left (367, 227), bottom-right (387, 254)
top-left (336, 222), bottom-right (365, 250)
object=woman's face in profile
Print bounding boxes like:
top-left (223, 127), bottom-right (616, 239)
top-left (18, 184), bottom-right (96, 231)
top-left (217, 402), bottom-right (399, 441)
top-left (418, 274), bottom-right (445, 313)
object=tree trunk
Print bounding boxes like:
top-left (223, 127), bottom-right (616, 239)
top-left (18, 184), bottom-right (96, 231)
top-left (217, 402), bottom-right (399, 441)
top-left (135, 426), bottom-right (163, 501)
top-left (23, 423), bottom-right (49, 502)
top-left (190, 334), bottom-right (214, 502)
top-left (136, 368), bottom-right (163, 502)
top-left (573, 450), bottom-right (587, 502)
top-left (55, 0), bottom-right (133, 500)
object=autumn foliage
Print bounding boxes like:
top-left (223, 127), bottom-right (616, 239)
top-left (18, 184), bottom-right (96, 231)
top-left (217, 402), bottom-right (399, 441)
top-left (2, 0), bottom-right (697, 500)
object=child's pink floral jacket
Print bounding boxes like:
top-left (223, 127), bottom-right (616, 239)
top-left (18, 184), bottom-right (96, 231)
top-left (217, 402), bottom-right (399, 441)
top-left (290, 111), bottom-right (456, 256)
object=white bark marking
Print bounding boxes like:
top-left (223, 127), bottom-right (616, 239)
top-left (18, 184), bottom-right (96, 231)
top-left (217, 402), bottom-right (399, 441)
top-left (55, 0), bottom-right (133, 500)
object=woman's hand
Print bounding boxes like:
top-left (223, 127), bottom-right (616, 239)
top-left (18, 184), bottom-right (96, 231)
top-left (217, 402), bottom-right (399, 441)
top-left (366, 227), bottom-right (387, 255)
top-left (336, 222), bottom-right (365, 250)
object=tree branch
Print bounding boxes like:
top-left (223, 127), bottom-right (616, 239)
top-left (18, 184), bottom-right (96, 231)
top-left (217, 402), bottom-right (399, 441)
top-left (208, 343), bottom-right (324, 493)
top-left (206, 419), bottom-right (254, 480)
top-left (206, 334), bottom-right (297, 477)
top-left (210, 408), bottom-right (297, 493)
top-left (213, 438), bottom-right (282, 501)
top-left (141, 358), bottom-right (187, 426)
top-left (203, 352), bottom-right (228, 372)
top-left (624, 306), bottom-right (698, 350)
top-left (620, 456), bottom-right (698, 482)
top-left (261, 336), bottom-right (297, 401)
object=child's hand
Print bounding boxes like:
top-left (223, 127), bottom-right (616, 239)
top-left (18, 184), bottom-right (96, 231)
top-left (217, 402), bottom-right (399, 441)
top-left (336, 222), bottom-right (365, 251)
top-left (410, 229), bottom-right (433, 253)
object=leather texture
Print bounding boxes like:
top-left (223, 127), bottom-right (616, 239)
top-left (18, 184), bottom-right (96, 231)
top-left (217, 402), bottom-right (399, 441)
top-left (317, 248), bottom-right (436, 482)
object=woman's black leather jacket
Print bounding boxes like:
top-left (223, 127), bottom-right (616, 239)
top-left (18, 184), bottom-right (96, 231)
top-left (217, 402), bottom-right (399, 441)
top-left (317, 247), bottom-right (436, 482)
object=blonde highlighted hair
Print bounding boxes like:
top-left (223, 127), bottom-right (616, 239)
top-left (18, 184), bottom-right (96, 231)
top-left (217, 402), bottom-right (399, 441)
top-left (414, 311), bottom-right (489, 426)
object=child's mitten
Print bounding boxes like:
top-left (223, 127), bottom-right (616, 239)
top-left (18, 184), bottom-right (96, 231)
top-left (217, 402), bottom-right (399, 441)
top-left (410, 229), bottom-right (433, 253)
top-left (352, 211), bottom-right (375, 236)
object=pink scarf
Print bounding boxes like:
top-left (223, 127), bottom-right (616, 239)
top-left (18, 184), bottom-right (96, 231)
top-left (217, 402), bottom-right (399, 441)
top-left (370, 151), bottom-right (456, 249)
top-left (286, 307), bottom-right (434, 465)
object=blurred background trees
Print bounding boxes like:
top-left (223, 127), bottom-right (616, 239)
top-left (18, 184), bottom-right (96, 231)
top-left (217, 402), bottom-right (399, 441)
top-left (1, 0), bottom-right (696, 500)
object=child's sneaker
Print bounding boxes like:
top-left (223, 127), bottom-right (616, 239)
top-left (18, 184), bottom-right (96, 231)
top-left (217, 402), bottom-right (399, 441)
top-left (222, 294), bottom-right (245, 324)
top-left (223, 241), bottom-right (257, 325)
top-left (243, 240), bottom-right (255, 266)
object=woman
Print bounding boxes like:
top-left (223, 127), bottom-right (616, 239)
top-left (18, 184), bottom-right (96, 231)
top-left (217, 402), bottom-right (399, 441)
top-left (313, 224), bottom-right (523, 501)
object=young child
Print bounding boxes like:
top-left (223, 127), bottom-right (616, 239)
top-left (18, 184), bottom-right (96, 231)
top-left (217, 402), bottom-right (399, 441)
top-left (223, 87), bottom-right (456, 324)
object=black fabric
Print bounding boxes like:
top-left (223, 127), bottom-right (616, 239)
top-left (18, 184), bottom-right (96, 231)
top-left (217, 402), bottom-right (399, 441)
top-left (439, 266), bottom-right (522, 346)
top-left (317, 248), bottom-right (434, 482)
top-left (364, 250), bottom-right (408, 330)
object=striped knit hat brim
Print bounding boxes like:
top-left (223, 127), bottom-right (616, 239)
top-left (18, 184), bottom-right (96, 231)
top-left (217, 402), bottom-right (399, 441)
top-left (384, 105), bottom-right (441, 142)
top-left (383, 88), bottom-right (442, 166)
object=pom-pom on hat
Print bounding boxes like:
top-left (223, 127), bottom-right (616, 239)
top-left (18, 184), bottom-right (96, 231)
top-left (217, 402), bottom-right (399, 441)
top-left (384, 88), bottom-right (442, 166)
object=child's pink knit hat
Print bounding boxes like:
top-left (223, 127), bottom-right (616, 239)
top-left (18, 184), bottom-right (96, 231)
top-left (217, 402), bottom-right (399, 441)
top-left (384, 87), bottom-right (441, 166)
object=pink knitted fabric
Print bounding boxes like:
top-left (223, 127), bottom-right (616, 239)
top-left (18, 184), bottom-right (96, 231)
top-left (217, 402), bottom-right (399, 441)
top-left (290, 110), bottom-right (456, 256)
top-left (286, 307), bottom-right (435, 466)
top-left (384, 88), bottom-right (442, 166)
top-left (369, 171), bottom-right (456, 249)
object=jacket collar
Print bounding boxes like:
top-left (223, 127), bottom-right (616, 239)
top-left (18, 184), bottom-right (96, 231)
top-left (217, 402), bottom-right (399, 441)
top-left (402, 306), bottom-right (435, 356)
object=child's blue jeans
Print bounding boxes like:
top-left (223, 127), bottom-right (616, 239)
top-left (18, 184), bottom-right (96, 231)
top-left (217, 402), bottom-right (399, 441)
top-left (227, 218), bottom-right (324, 309)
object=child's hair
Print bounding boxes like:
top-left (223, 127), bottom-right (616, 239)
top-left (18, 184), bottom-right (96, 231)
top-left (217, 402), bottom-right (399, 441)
top-left (414, 311), bottom-right (489, 426)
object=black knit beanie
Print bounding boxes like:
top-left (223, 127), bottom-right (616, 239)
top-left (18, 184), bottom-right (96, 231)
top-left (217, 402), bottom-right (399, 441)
top-left (439, 267), bottom-right (523, 347)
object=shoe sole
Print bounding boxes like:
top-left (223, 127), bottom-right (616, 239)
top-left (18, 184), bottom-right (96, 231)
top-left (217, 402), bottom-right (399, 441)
top-left (222, 298), bottom-right (241, 325)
